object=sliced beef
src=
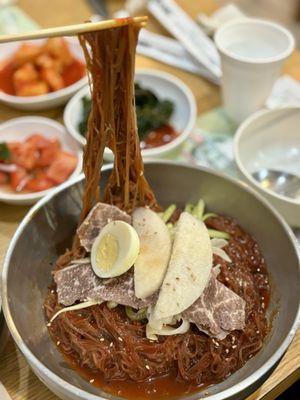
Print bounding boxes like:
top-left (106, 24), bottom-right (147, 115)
top-left (54, 263), bottom-right (98, 306)
top-left (89, 272), bottom-right (156, 309)
top-left (54, 262), bottom-right (154, 309)
top-left (77, 202), bottom-right (131, 251)
top-left (183, 269), bottom-right (245, 340)
top-left (54, 262), bottom-right (245, 340)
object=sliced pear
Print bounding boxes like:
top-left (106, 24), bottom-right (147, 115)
top-left (132, 207), bottom-right (172, 299)
top-left (153, 212), bottom-right (213, 320)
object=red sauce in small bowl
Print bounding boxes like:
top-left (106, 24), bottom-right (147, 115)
top-left (141, 124), bottom-right (179, 150)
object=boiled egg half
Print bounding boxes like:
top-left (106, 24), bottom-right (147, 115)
top-left (91, 220), bottom-right (140, 278)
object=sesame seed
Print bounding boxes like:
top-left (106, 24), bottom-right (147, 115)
top-left (110, 342), bottom-right (113, 348)
top-left (56, 341), bottom-right (60, 346)
top-left (51, 289), bottom-right (55, 294)
top-left (100, 338), bottom-right (105, 342)
top-left (145, 365), bottom-right (150, 370)
top-left (118, 337), bottom-right (123, 342)
top-left (46, 322), bottom-right (51, 327)
top-left (215, 342), bottom-right (220, 347)
top-left (232, 345), bottom-right (237, 349)
top-left (257, 268), bottom-right (261, 272)
top-left (225, 277), bottom-right (229, 281)
top-left (262, 302), bottom-right (265, 308)
top-left (89, 379), bottom-right (95, 383)
top-left (256, 330), bottom-right (260, 334)
top-left (225, 349), bottom-right (229, 354)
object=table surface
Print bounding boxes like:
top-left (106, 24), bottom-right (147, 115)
top-left (0, 1), bottom-right (299, 399)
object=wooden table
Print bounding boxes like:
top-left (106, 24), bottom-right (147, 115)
top-left (0, 1), bottom-right (299, 399)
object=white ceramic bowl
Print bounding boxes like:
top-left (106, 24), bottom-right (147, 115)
top-left (0, 38), bottom-right (87, 110)
top-left (0, 116), bottom-right (82, 205)
top-left (234, 107), bottom-right (300, 227)
top-left (64, 69), bottom-right (197, 160)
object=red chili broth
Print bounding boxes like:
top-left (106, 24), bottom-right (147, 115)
top-left (64, 353), bottom-right (205, 400)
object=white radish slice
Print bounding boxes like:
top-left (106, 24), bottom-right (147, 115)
top-left (154, 212), bottom-right (213, 320)
top-left (132, 207), bottom-right (172, 299)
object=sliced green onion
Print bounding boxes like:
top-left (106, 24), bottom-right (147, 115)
top-left (125, 307), bottom-right (147, 321)
top-left (202, 212), bottom-right (217, 221)
top-left (192, 199), bottom-right (205, 220)
top-left (166, 222), bottom-right (175, 240)
top-left (208, 229), bottom-right (230, 240)
top-left (184, 203), bottom-right (194, 213)
top-left (107, 301), bottom-right (118, 309)
top-left (161, 204), bottom-right (176, 223)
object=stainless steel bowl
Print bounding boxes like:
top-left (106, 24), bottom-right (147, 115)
top-left (0, 299), bottom-right (9, 355)
top-left (2, 162), bottom-right (300, 400)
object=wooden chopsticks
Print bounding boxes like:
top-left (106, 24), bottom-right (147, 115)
top-left (0, 16), bottom-right (148, 43)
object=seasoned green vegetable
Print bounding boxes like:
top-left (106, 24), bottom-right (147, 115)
top-left (135, 83), bottom-right (174, 138)
top-left (0, 142), bottom-right (10, 162)
top-left (78, 83), bottom-right (174, 139)
top-left (78, 96), bottom-right (92, 136)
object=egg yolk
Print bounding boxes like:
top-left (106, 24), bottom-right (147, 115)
top-left (96, 233), bottom-right (119, 271)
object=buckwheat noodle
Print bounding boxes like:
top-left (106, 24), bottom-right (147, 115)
top-left (78, 22), bottom-right (157, 223)
top-left (44, 21), bottom-right (270, 395)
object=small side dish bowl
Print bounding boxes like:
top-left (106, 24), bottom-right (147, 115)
top-left (234, 107), bottom-right (300, 227)
top-left (0, 116), bottom-right (82, 205)
top-left (2, 162), bottom-right (300, 400)
top-left (64, 69), bottom-right (197, 159)
top-left (0, 38), bottom-right (87, 110)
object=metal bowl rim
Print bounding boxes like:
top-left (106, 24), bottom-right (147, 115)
top-left (2, 160), bottom-right (300, 400)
